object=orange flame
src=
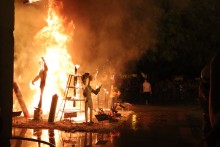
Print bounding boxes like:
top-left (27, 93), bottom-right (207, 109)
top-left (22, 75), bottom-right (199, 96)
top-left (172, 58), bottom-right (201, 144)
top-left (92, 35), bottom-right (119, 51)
top-left (24, 0), bottom-right (111, 122)
top-left (30, 0), bottom-right (77, 115)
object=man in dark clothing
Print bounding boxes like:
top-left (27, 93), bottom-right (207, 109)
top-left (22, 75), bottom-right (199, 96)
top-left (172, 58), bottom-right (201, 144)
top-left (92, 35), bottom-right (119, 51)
top-left (199, 65), bottom-right (215, 147)
top-left (209, 49), bottom-right (220, 146)
top-left (199, 49), bottom-right (220, 147)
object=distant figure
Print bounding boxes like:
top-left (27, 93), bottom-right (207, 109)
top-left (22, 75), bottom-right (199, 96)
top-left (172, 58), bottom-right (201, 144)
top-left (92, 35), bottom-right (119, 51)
top-left (32, 57), bottom-right (48, 109)
top-left (82, 73), bottom-right (102, 124)
top-left (142, 79), bottom-right (152, 104)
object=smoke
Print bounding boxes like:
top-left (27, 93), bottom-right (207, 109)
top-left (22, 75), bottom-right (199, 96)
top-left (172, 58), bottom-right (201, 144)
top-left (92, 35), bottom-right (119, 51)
top-left (14, 1), bottom-right (48, 109)
top-left (13, 0), bottom-right (160, 110)
top-left (14, 0), bottom-right (160, 79)
top-left (14, 1), bottom-right (48, 76)
top-left (60, 0), bottom-right (160, 74)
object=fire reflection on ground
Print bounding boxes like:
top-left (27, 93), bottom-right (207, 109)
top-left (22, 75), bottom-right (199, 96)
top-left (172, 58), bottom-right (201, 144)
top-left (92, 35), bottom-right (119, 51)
top-left (11, 128), bottom-right (120, 146)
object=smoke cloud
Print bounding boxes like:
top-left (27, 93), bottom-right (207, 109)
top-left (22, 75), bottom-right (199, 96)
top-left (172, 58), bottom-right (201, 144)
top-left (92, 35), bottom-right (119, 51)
top-left (14, 0), bottom-right (48, 109)
top-left (13, 0), bottom-right (160, 110)
top-left (60, 0), bottom-right (160, 74)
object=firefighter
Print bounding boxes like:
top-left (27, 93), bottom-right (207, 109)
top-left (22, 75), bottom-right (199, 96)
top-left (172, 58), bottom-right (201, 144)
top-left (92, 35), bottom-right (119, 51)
top-left (82, 73), bottom-right (102, 124)
top-left (32, 57), bottom-right (48, 109)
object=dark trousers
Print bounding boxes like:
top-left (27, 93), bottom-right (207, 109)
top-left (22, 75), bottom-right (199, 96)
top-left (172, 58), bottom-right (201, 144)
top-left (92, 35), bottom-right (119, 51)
top-left (200, 98), bottom-right (217, 147)
top-left (142, 92), bottom-right (151, 104)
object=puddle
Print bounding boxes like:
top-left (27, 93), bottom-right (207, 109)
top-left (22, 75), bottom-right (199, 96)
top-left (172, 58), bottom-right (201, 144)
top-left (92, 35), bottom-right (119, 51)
top-left (11, 128), bottom-right (120, 147)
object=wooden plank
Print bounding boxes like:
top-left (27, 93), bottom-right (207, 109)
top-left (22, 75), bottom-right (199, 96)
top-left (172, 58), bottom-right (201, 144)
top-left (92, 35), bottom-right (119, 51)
top-left (64, 112), bottom-right (77, 118)
top-left (13, 82), bottom-right (30, 118)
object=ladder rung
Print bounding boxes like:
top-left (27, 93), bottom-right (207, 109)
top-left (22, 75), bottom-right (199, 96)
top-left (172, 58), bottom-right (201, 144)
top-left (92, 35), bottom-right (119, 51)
top-left (65, 97), bottom-right (72, 100)
top-left (67, 86), bottom-right (81, 89)
top-left (61, 109), bottom-right (85, 113)
top-left (71, 98), bottom-right (85, 101)
top-left (68, 74), bottom-right (82, 77)
top-left (64, 98), bottom-right (85, 101)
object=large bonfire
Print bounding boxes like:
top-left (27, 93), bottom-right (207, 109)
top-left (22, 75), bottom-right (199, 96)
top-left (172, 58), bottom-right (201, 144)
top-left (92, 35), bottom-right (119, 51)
top-left (14, 0), bottom-right (82, 120)
top-left (14, 0), bottom-right (110, 122)
top-left (30, 0), bottom-right (76, 114)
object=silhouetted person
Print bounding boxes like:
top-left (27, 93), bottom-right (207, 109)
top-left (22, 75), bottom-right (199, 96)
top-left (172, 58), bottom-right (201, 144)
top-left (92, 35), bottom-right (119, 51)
top-left (142, 79), bottom-right (152, 104)
top-left (32, 57), bottom-right (48, 109)
top-left (209, 49), bottom-right (220, 146)
top-left (199, 49), bottom-right (220, 147)
top-left (199, 64), bottom-right (215, 147)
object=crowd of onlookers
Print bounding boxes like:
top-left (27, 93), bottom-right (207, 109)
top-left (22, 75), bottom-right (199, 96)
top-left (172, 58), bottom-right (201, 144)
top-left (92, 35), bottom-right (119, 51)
top-left (152, 78), bottom-right (199, 104)
top-left (118, 77), bottom-right (200, 104)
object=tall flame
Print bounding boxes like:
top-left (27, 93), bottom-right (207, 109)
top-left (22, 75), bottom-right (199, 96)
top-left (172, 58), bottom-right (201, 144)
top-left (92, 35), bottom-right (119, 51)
top-left (30, 0), bottom-right (76, 114)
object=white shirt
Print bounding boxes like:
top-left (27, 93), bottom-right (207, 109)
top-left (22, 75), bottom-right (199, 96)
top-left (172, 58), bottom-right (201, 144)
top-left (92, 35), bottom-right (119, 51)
top-left (143, 80), bottom-right (151, 93)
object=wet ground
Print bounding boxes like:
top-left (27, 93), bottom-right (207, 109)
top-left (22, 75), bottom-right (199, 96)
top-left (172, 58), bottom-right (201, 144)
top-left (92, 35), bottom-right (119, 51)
top-left (115, 104), bottom-right (203, 147)
top-left (11, 103), bottom-right (204, 147)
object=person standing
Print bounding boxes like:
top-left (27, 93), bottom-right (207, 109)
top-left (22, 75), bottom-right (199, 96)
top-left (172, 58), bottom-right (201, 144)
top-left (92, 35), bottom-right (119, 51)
top-left (209, 49), bottom-right (220, 147)
top-left (142, 79), bottom-right (152, 105)
top-left (199, 65), bottom-right (215, 147)
top-left (198, 49), bottom-right (220, 147)
top-left (32, 57), bottom-right (48, 109)
top-left (82, 73), bottom-right (102, 124)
